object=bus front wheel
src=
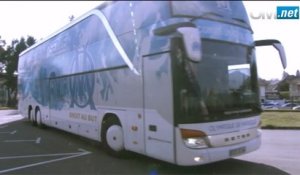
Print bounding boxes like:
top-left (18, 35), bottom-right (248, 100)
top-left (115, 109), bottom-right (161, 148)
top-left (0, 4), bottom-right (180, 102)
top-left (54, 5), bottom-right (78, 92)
top-left (101, 119), bottom-right (125, 156)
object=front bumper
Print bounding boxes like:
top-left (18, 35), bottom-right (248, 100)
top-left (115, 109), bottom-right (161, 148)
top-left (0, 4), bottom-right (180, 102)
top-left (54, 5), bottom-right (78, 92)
top-left (175, 128), bottom-right (261, 166)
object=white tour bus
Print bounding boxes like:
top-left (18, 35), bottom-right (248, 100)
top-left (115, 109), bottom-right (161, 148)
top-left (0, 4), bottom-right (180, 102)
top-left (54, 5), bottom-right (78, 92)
top-left (18, 1), bottom-right (287, 165)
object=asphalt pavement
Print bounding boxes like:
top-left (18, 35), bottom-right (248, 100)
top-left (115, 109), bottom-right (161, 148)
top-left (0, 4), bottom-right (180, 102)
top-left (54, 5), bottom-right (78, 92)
top-left (238, 129), bottom-right (300, 175)
top-left (0, 110), bottom-right (298, 174)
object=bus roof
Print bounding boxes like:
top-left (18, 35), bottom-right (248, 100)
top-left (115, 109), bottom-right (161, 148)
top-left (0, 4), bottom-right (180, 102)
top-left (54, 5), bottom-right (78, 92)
top-left (19, 1), bottom-right (115, 57)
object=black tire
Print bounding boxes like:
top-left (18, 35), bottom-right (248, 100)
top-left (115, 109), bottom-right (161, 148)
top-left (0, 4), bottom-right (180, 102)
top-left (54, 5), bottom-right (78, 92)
top-left (101, 118), bottom-right (126, 157)
top-left (35, 109), bottom-right (45, 128)
top-left (28, 108), bottom-right (36, 126)
top-left (28, 108), bottom-right (32, 121)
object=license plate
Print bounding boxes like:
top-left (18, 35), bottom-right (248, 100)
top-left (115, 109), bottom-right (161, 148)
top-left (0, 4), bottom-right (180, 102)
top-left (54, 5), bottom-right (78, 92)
top-left (229, 147), bottom-right (246, 157)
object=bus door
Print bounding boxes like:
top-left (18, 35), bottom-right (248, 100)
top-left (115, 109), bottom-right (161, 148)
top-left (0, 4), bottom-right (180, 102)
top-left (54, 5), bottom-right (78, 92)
top-left (143, 53), bottom-right (175, 163)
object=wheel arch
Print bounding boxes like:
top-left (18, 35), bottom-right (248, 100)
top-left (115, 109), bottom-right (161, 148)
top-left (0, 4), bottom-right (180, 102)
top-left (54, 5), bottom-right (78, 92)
top-left (35, 106), bottom-right (40, 115)
top-left (101, 113), bottom-right (122, 135)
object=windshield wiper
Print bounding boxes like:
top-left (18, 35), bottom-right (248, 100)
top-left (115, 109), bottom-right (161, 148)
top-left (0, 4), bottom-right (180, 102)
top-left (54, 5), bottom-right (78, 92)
top-left (191, 12), bottom-right (223, 21)
top-left (190, 12), bottom-right (251, 30)
top-left (224, 109), bottom-right (252, 115)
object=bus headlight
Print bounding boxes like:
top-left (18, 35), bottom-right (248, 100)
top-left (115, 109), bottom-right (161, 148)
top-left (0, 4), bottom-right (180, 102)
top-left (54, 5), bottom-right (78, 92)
top-left (184, 137), bottom-right (208, 149)
top-left (180, 129), bottom-right (209, 149)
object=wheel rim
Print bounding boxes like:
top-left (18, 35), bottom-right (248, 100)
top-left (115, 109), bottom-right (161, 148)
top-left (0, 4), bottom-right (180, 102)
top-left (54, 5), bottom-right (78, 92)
top-left (30, 110), bottom-right (35, 122)
top-left (106, 125), bottom-right (124, 152)
top-left (36, 110), bottom-right (41, 126)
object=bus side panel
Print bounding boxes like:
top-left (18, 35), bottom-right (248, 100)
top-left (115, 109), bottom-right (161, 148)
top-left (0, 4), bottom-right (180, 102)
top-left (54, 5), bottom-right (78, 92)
top-left (143, 53), bottom-right (175, 163)
top-left (17, 75), bottom-right (30, 118)
top-left (49, 72), bottom-right (101, 141)
top-left (18, 51), bottom-right (51, 125)
top-left (93, 68), bottom-right (145, 154)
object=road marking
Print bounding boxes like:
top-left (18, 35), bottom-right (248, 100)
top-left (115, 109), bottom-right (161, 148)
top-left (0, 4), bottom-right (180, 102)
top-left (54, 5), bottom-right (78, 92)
top-left (0, 148), bottom-right (91, 174)
top-left (0, 125), bottom-right (8, 129)
top-left (0, 149), bottom-right (89, 160)
top-left (0, 130), bottom-right (17, 134)
top-left (36, 137), bottom-right (41, 144)
top-left (10, 130), bottom-right (17, 134)
top-left (3, 137), bottom-right (41, 144)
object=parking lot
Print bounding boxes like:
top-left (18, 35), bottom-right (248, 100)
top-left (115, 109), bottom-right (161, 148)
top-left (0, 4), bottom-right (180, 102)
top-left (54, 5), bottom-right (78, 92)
top-left (0, 110), bottom-right (299, 174)
top-left (237, 129), bottom-right (300, 175)
top-left (261, 100), bottom-right (300, 110)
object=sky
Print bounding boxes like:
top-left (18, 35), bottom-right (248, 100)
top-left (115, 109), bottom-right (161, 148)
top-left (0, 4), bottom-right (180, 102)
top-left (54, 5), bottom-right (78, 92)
top-left (0, 1), bottom-right (299, 80)
top-left (243, 1), bottom-right (300, 80)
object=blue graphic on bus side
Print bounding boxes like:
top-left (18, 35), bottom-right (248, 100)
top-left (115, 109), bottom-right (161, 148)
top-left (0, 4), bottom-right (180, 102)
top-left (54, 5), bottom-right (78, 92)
top-left (18, 1), bottom-right (179, 110)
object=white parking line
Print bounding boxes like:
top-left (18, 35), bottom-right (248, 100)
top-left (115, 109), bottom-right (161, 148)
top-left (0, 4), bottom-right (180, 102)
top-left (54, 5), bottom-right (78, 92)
top-left (0, 125), bottom-right (8, 129)
top-left (0, 130), bottom-right (17, 134)
top-left (0, 148), bottom-right (91, 174)
top-left (4, 137), bottom-right (41, 144)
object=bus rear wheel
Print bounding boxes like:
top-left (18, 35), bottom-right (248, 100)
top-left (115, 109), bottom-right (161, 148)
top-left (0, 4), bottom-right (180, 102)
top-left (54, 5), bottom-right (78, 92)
top-left (101, 119), bottom-right (125, 156)
top-left (28, 107), bottom-right (36, 126)
top-left (35, 109), bottom-right (44, 128)
top-left (28, 107), bottom-right (32, 121)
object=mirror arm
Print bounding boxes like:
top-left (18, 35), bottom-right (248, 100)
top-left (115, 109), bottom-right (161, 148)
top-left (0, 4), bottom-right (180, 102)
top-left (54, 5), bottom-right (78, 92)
top-left (153, 22), bottom-right (202, 62)
top-left (153, 22), bottom-right (195, 36)
top-left (177, 27), bottom-right (202, 62)
top-left (254, 39), bottom-right (287, 69)
top-left (254, 39), bottom-right (281, 46)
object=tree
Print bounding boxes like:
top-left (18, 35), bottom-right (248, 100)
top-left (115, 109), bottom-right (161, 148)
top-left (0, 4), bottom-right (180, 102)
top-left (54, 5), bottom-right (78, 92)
top-left (296, 70), bottom-right (300, 77)
top-left (281, 71), bottom-right (289, 80)
top-left (0, 35), bottom-right (6, 48)
top-left (0, 36), bottom-right (6, 73)
top-left (0, 36), bottom-right (36, 107)
top-left (277, 81), bottom-right (289, 91)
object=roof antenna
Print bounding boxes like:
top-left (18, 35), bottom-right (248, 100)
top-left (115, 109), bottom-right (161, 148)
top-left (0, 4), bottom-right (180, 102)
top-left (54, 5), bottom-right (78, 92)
top-left (69, 15), bottom-right (75, 22)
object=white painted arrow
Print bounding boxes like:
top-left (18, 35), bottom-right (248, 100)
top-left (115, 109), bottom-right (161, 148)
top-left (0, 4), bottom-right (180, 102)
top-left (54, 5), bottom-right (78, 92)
top-left (4, 137), bottom-right (41, 144)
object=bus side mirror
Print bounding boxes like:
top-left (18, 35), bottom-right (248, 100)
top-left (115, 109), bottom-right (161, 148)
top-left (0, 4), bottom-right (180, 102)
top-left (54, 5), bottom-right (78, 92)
top-left (177, 27), bottom-right (202, 62)
top-left (272, 43), bottom-right (287, 69)
top-left (255, 39), bottom-right (287, 69)
top-left (153, 22), bottom-right (202, 62)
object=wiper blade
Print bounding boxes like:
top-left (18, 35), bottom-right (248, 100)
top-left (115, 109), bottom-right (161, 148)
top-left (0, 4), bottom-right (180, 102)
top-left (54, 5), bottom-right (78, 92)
top-left (191, 12), bottom-right (252, 31)
top-left (232, 17), bottom-right (247, 24)
top-left (191, 12), bottom-right (223, 21)
top-left (224, 109), bottom-right (252, 115)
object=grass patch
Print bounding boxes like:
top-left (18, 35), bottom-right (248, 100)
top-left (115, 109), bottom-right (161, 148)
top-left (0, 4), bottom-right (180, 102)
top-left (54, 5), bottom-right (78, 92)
top-left (261, 111), bottom-right (300, 129)
top-left (0, 107), bottom-right (13, 110)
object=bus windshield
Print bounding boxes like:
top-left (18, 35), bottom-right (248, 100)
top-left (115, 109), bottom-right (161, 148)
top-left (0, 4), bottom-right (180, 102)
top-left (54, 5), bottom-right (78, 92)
top-left (177, 40), bottom-right (260, 123)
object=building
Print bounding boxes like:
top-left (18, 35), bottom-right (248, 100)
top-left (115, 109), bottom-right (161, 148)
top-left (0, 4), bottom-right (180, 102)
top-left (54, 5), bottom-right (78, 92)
top-left (286, 76), bottom-right (300, 101)
top-left (258, 78), bottom-right (281, 101)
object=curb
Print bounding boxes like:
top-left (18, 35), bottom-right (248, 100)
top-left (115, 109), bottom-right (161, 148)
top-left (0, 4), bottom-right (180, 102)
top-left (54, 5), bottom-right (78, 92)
top-left (0, 109), bottom-right (19, 116)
